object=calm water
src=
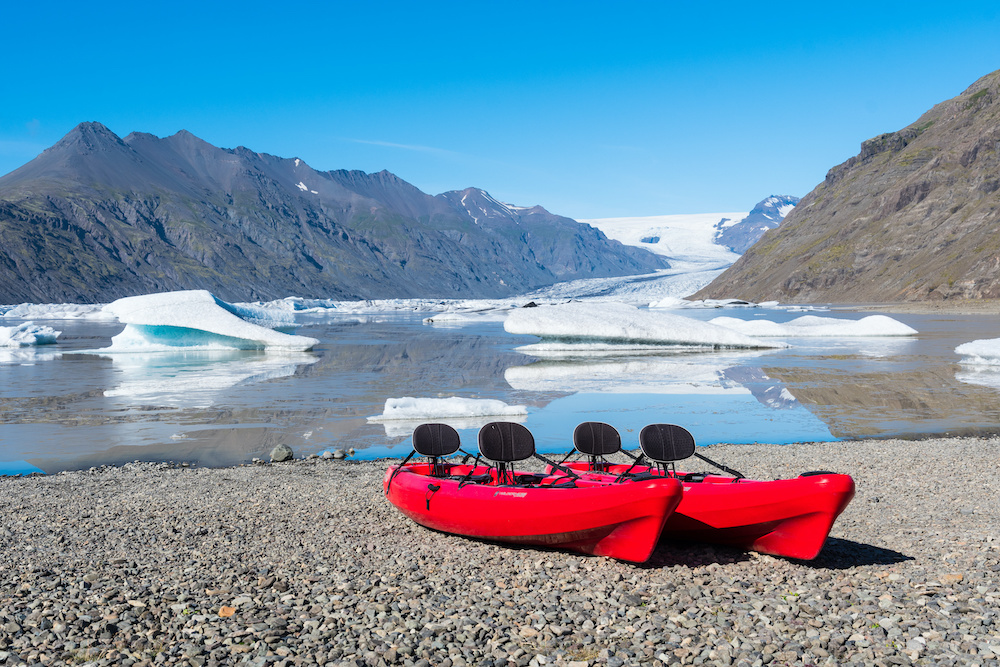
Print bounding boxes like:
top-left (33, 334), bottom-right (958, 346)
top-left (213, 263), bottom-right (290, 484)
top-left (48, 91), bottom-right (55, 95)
top-left (2, 307), bottom-right (1000, 474)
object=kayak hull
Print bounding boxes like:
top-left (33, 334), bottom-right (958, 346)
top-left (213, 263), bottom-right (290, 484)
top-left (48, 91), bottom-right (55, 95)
top-left (562, 463), bottom-right (855, 560)
top-left (383, 462), bottom-right (683, 563)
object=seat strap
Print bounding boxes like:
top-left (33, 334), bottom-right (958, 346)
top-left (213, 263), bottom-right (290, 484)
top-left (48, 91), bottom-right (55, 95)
top-left (384, 449), bottom-right (417, 494)
top-left (693, 452), bottom-right (744, 479)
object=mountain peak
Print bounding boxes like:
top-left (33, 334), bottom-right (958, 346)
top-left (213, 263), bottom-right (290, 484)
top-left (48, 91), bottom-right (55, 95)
top-left (54, 121), bottom-right (127, 153)
top-left (713, 195), bottom-right (799, 254)
top-left (0, 122), bottom-right (668, 302)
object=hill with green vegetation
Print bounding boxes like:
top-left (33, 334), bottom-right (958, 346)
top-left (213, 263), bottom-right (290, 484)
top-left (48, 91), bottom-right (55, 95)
top-left (695, 70), bottom-right (1000, 304)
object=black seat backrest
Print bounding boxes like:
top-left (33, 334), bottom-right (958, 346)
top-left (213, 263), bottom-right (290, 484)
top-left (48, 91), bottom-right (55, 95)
top-left (412, 423), bottom-right (461, 477)
top-left (478, 422), bottom-right (535, 462)
top-left (639, 424), bottom-right (696, 475)
top-left (573, 421), bottom-right (621, 456)
top-left (478, 422), bottom-right (535, 485)
top-left (412, 423), bottom-right (461, 458)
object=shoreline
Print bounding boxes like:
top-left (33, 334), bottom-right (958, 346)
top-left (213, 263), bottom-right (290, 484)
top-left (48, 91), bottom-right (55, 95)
top-left (836, 300), bottom-right (1000, 315)
top-left (2, 436), bottom-right (999, 666)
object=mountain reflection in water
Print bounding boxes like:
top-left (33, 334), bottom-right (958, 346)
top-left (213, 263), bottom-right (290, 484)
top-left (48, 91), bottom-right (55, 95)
top-left (2, 308), bottom-right (1000, 473)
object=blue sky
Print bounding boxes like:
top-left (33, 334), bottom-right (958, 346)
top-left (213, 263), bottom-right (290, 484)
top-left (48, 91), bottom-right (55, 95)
top-left (2, 1), bottom-right (999, 219)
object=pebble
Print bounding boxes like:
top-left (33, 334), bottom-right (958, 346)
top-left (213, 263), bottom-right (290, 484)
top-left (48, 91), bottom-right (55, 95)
top-left (1, 436), bottom-right (998, 666)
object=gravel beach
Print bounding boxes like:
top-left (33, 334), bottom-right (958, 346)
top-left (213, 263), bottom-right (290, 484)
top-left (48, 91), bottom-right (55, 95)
top-left (2, 437), bottom-right (999, 667)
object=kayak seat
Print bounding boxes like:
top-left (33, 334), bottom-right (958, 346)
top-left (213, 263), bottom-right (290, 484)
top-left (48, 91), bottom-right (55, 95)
top-left (478, 422), bottom-right (536, 486)
top-left (639, 423), bottom-right (696, 477)
top-left (573, 421), bottom-right (622, 470)
top-left (412, 423), bottom-right (462, 477)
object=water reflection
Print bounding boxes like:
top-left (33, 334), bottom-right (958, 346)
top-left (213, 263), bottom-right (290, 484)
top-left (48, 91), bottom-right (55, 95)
top-left (0, 348), bottom-right (59, 365)
top-left (373, 414), bottom-right (529, 439)
top-left (98, 350), bottom-right (318, 407)
top-left (504, 350), bottom-right (769, 394)
top-left (956, 366), bottom-right (1000, 390)
top-left (5, 310), bottom-right (1000, 473)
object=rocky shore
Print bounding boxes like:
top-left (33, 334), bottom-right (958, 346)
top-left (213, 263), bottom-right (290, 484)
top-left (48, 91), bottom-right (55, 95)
top-left (2, 437), bottom-right (999, 667)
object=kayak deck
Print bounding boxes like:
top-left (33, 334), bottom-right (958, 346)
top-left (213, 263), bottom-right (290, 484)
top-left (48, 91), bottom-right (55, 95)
top-left (561, 462), bottom-right (855, 560)
top-left (384, 460), bottom-right (683, 563)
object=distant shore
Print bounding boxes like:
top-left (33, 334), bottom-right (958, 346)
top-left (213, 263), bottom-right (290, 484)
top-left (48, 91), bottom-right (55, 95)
top-left (2, 436), bottom-right (999, 666)
top-left (838, 300), bottom-right (1000, 315)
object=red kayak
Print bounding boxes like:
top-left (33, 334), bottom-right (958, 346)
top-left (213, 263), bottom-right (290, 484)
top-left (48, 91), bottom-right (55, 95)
top-left (558, 422), bottom-right (856, 560)
top-left (383, 422), bottom-right (684, 563)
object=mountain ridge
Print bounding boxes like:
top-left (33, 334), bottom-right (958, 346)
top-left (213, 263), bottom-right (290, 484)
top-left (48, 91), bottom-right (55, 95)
top-left (694, 70), bottom-right (1000, 303)
top-left (0, 123), bottom-right (667, 303)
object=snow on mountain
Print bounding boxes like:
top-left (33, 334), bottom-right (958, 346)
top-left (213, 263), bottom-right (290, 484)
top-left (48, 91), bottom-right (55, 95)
top-left (714, 195), bottom-right (800, 254)
top-left (556, 199), bottom-right (797, 303)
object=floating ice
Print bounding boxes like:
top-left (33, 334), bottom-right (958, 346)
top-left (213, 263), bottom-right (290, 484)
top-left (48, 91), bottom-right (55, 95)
top-left (2, 303), bottom-right (113, 320)
top-left (369, 396), bottom-right (528, 438)
top-left (100, 290), bottom-right (317, 351)
top-left (651, 297), bottom-right (757, 309)
top-left (370, 396), bottom-right (527, 421)
top-left (955, 338), bottom-right (1000, 366)
top-left (422, 309), bottom-right (511, 325)
top-left (504, 302), bottom-right (786, 349)
top-left (710, 314), bottom-right (917, 337)
top-left (0, 322), bottom-right (61, 347)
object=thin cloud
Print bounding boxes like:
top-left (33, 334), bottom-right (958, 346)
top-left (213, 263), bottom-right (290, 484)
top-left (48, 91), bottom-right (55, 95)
top-left (346, 138), bottom-right (463, 159)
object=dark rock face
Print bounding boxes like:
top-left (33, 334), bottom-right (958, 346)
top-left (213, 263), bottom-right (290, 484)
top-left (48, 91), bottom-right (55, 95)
top-left (695, 70), bottom-right (1000, 304)
top-left (0, 124), bottom-right (666, 303)
top-left (714, 195), bottom-right (800, 254)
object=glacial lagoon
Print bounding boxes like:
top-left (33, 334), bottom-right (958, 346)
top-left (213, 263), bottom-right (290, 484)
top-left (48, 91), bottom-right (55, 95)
top-left (3, 301), bottom-right (1000, 475)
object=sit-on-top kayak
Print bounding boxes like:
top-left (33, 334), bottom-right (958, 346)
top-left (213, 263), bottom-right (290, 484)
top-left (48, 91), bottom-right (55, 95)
top-left (383, 422), bottom-right (684, 563)
top-left (558, 422), bottom-right (856, 560)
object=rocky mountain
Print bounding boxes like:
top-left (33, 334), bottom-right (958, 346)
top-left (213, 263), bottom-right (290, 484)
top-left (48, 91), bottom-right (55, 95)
top-left (714, 195), bottom-right (800, 254)
top-left (0, 123), bottom-right (666, 303)
top-left (695, 69), bottom-right (1000, 303)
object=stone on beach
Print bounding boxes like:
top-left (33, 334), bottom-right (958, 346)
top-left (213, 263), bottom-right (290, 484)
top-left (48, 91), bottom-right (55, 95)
top-left (1, 436), bottom-right (998, 666)
top-left (269, 444), bottom-right (294, 462)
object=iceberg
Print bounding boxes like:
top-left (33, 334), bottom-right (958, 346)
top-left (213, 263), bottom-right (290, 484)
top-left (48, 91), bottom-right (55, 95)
top-left (369, 396), bottom-right (527, 421)
top-left (955, 338), bottom-right (1000, 366)
top-left (0, 322), bottom-right (61, 347)
top-left (709, 314), bottom-right (918, 337)
top-left (422, 310), bottom-right (510, 325)
top-left (504, 302), bottom-right (786, 349)
top-left (100, 290), bottom-right (318, 351)
top-left (368, 396), bottom-right (528, 439)
top-left (1, 303), bottom-right (113, 320)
